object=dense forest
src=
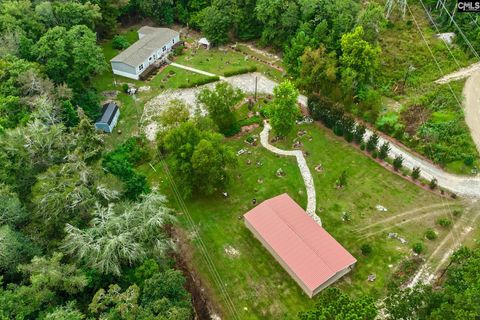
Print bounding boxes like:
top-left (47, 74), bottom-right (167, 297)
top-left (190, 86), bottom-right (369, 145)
top-left (0, 0), bottom-right (479, 319)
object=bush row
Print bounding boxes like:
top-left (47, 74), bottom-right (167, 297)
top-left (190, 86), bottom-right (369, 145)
top-left (178, 76), bottom-right (220, 89)
top-left (223, 66), bottom-right (257, 77)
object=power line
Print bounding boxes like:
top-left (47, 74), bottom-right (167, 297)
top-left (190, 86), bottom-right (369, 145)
top-left (158, 155), bottom-right (241, 320)
top-left (437, 1), bottom-right (480, 59)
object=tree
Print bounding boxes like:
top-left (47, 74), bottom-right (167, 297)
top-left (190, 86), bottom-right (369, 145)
top-left (366, 132), bottom-right (379, 152)
top-left (298, 46), bottom-right (338, 94)
top-left (197, 82), bottom-right (243, 136)
top-left (284, 30), bottom-right (312, 77)
top-left (255, 0), bottom-right (300, 47)
top-left (356, 3), bottom-right (387, 44)
top-left (411, 166), bottom-right (421, 180)
top-left (34, 25), bottom-right (106, 87)
top-left (340, 26), bottom-right (381, 92)
top-left (298, 287), bottom-right (377, 319)
top-left (139, 0), bottom-right (175, 25)
top-left (198, 2), bottom-right (232, 45)
top-left (0, 183), bottom-right (27, 227)
top-left (191, 138), bottom-right (237, 195)
top-left (112, 35), bottom-right (130, 50)
top-left (270, 80), bottom-right (299, 137)
top-left (0, 225), bottom-right (38, 276)
top-left (379, 141), bottom-right (390, 160)
top-left (44, 302), bottom-right (85, 320)
top-left (162, 121), bottom-right (237, 197)
top-left (18, 253), bottom-right (88, 295)
top-left (62, 191), bottom-right (175, 276)
top-left (353, 124), bottom-right (366, 144)
top-left (158, 99), bottom-right (190, 129)
top-left (393, 155), bottom-right (403, 171)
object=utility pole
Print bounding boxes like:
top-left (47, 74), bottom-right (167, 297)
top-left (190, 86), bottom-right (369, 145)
top-left (254, 76), bottom-right (258, 101)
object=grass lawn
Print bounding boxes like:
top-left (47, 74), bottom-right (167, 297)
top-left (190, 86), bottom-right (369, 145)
top-left (174, 47), bottom-right (284, 82)
top-left (139, 122), bottom-right (457, 319)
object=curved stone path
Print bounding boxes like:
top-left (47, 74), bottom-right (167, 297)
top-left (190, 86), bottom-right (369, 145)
top-left (260, 121), bottom-right (321, 226)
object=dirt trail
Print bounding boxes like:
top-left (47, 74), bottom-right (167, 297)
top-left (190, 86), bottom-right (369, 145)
top-left (434, 62), bottom-right (480, 84)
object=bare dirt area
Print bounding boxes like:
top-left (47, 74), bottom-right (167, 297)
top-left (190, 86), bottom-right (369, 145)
top-left (463, 71), bottom-right (480, 153)
top-left (435, 62), bottom-right (480, 84)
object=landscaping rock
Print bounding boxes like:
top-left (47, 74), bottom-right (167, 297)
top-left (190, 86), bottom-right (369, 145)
top-left (276, 168), bottom-right (285, 177)
top-left (376, 204), bottom-right (388, 212)
top-left (368, 274), bottom-right (377, 282)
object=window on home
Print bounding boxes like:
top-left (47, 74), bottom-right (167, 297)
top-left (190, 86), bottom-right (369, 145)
top-left (172, 39), bottom-right (175, 44)
top-left (162, 46), bottom-right (166, 52)
top-left (139, 64), bottom-right (144, 71)
top-left (149, 56), bottom-right (152, 61)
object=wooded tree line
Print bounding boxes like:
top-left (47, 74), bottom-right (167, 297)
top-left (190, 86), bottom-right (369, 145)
top-left (0, 1), bottom-right (193, 318)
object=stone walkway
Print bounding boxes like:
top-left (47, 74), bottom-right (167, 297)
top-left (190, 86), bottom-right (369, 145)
top-left (260, 121), bottom-right (321, 226)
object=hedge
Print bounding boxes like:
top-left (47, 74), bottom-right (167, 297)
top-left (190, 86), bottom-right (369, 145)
top-left (178, 76), bottom-right (220, 89)
top-left (223, 66), bottom-right (257, 77)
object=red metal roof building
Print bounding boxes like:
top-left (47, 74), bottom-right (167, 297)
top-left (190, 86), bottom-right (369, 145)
top-left (244, 193), bottom-right (356, 297)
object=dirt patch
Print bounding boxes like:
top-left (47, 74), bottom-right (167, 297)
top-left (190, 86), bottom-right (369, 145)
top-left (173, 227), bottom-right (221, 320)
top-left (401, 104), bottom-right (431, 135)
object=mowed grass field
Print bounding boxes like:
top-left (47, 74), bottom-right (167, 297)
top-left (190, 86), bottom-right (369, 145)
top-left (139, 123), bottom-right (457, 319)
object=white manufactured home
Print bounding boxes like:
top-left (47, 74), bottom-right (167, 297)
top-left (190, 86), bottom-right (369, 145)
top-left (110, 26), bottom-right (180, 80)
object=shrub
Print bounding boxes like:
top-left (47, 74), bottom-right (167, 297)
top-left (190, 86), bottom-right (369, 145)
top-left (223, 66), bottom-right (257, 77)
top-left (378, 142), bottom-right (390, 160)
top-left (452, 209), bottom-right (462, 216)
top-left (411, 166), bottom-right (421, 180)
top-left (112, 35), bottom-right (130, 50)
top-left (393, 155), bottom-right (403, 171)
top-left (353, 124), bottom-right (366, 144)
top-left (437, 218), bottom-right (452, 228)
top-left (360, 142), bottom-right (366, 151)
top-left (425, 229), bottom-right (437, 240)
top-left (412, 242), bottom-right (425, 254)
top-left (172, 45), bottom-right (185, 56)
top-left (178, 76), bottom-right (220, 88)
top-left (122, 83), bottom-right (129, 93)
top-left (366, 133), bottom-right (379, 152)
top-left (361, 243), bottom-right (372, 256)
top-left (429, 178), bottom-right (438, 190)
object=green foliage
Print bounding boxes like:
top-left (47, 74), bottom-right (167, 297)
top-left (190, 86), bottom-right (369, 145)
top-left (340, 26), bottom-right (381, 93)
top-left (198, 3), bottom-right (232, 45)
top-left (425, 229), bottom-right (437, 240)
top-left (336, 170), bottom-right (348, 188)
top-left (177, 75), bottom-right (220, 88)
top-left (44, 302), bottom-right (85, 320)
top-left (393, 155), bottom-right (403, 171)
top-left (62, 191), bottom-right (175, 276)
top-left (356, 3), bottom-right (387, 44)
top-left (0, 183), bottom-right (28, 227)
top-left (197, 82), bottom-right (243, 136)
top-left (378, 142), bottom-right (390, 160)
top-left (111, 35), bottom-right (130, 50)
top-left (361, 243), bottom-right (372, 256)
top-left (366, 132), bottom-right (379, 153)
top-left (162, 121), bottom-right (237, 197)
top-left (34, 25), bottom-right (106, 88)
top-left (103, 137), bottom-right (150, 200)
top-left (437, 218), bottom-right (452, 228)
top-left (138, 0), bottom-right (174, 25)
top-left (270, 80), bottom-right (299, 137)
top-left (354, 124), bottom-right (366, 144)
top-left (298, 46), bottom-right (338, 94)
top-left (223, 65), bottom-right (257, 77)
top-left (0, 225), bottom-right (38, 276)
top-left (429, 178), bottom-right (438, 190)
top-left (412, 242), bottom-right (425, 254)
top-left (411, 166), bottom-right (421, 180)
top-left (298, 288), bottom-right (377, 319)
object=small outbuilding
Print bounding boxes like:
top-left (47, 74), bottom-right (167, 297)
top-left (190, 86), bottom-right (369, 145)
top-left (244, 193), bottom-right (356, 297)
top-left (95, 102), bottom-right (120, 133)
top-left (198, 37), bottom-right (210, 50)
